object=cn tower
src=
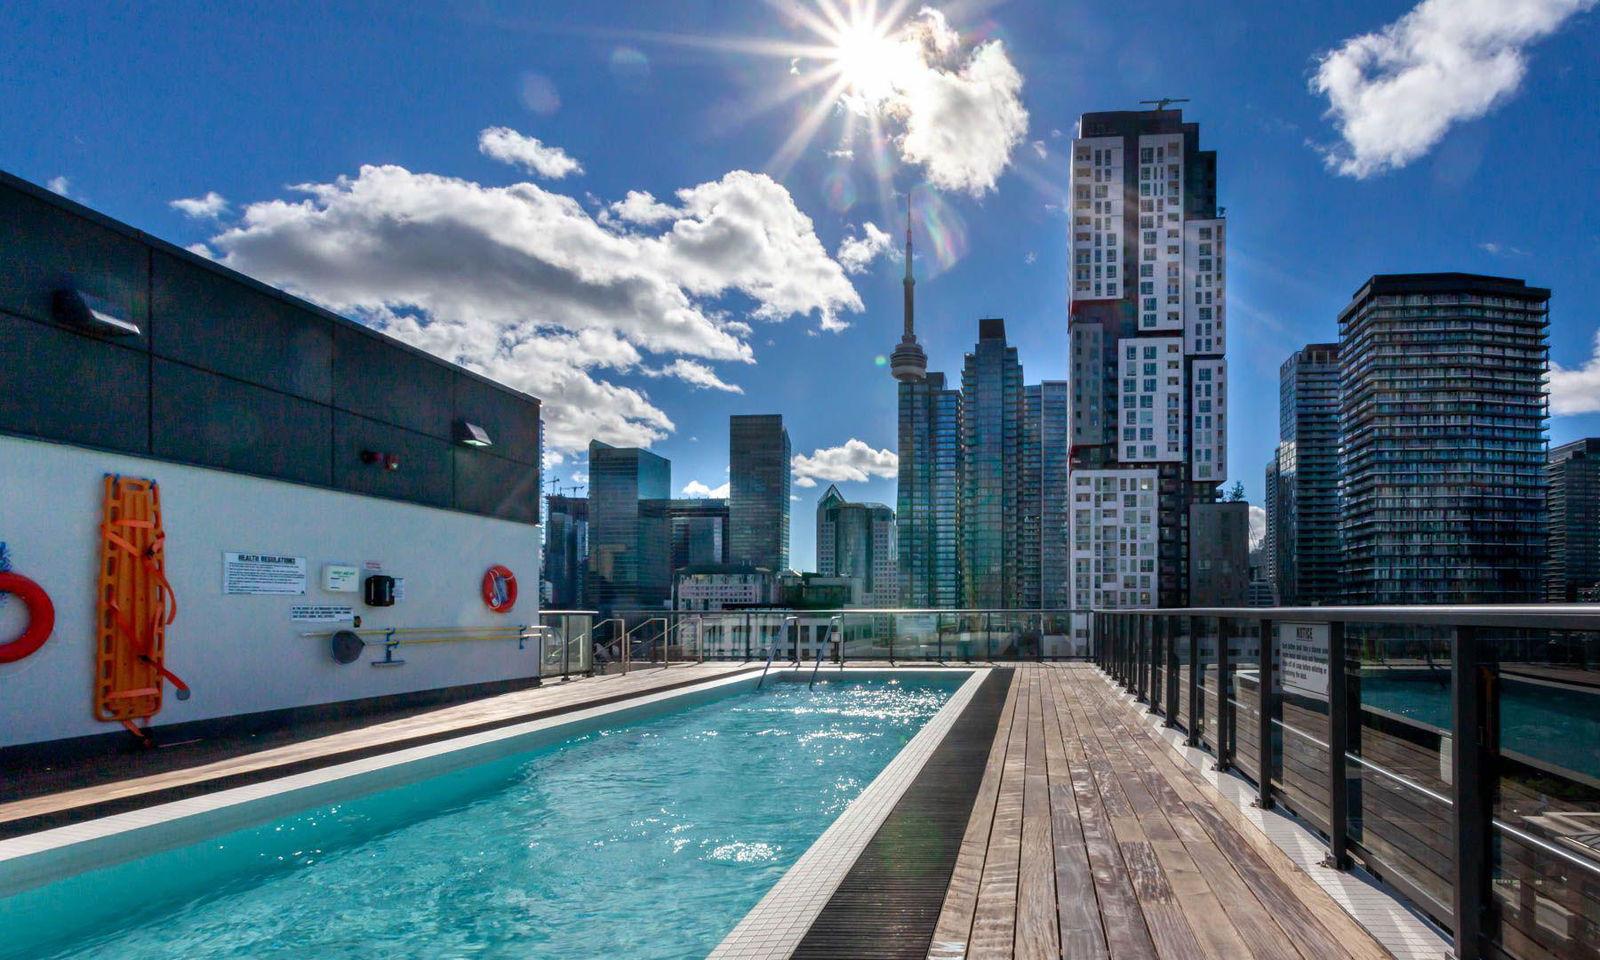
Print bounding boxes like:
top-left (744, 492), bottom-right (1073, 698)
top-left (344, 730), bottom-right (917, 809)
top-left (888, 194), bottom-right (927, 383)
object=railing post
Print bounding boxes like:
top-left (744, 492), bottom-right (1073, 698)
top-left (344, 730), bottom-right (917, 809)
top-left (1141, 616), bottom-right (1152, 703)
top-left (1324, 620), bottom-right (1351, 870)
top-left (1148, 615), bottom-right (1163, 716)
top-left (1450, 625), bottom-right (1494, 960)
top-left (1134, 616), bottom-right (1148, 703)
top-left (1256, 617), bottom-right (1275, 809)
top-left (1214, 617), bottom-right (1233, 772)
top-left (1165, 614), bottom-right (1180, 726)
top-left (1186, 616), bottom-right (1201, 747)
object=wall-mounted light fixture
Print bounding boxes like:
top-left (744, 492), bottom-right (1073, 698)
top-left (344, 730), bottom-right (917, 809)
top-left (53, 288), bottom-right (141, 337)
top-left (454, 420), bottom-right (493, 448)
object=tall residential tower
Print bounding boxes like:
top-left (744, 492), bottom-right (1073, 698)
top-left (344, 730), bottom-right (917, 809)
top-left (1066, 108), bottom-right (1228, 617)
top-left (1271, 343), bottom-right (1341, 605)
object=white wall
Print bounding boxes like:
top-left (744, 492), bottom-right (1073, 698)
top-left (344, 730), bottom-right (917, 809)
top-left (0, 435), bottom-right (542, 748)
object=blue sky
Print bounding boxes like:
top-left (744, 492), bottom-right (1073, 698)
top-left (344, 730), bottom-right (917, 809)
top-left (4, 0), bottom-right (1598, 568)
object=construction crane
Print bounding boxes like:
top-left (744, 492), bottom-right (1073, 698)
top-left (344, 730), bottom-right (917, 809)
top-left (1140, 97), bottom-right (1189, 111)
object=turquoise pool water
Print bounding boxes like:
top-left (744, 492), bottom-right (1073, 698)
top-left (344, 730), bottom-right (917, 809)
top-left (1361, 673), bottom-right (1600, 780)
top-left (0, 674), bottom-right (963, 960)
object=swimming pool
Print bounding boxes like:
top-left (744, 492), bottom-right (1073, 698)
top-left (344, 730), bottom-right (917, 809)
top-left (0, 671), bottom-right (971, 959)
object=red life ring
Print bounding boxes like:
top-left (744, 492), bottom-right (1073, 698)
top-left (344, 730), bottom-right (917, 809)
top-left (482, 565), bottom-right (518, 613)
top-left (0, 572), bottom-right (55, 663)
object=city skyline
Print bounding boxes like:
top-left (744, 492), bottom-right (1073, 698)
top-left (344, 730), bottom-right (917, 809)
top-left (5, 1), bottom-right (1600, 571)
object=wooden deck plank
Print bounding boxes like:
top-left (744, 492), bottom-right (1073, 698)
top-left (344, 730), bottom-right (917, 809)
top-left (969, 670), bottom-right (1030, 959)
top-left (929, 671), bottom-right (1023, 960)
top-left (1015, 673), bottom-right (1060, 960)
top-left (1038, 670), bottom-right (1109, 960)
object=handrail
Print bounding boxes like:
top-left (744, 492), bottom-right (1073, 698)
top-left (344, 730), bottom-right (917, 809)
top-left (809, 616), bottom-right (841, 690)
top-left (618, 618), bottom-right (666, 676)
top-left (757, 616), bottom-right (798, 690)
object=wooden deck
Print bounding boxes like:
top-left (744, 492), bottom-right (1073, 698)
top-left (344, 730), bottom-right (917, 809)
top-left (929, 664), bottom-right (1393, 960)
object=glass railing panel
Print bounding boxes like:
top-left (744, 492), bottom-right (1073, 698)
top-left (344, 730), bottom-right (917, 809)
top-left (1350, 622), bottom-right (1455, 918)
top-left (1199, 616), bottom-right (1221, 753)
top-left (1490, 627), bottom-right (1600, 958)
top-left (1232, 617), bottom-right (1261, 780)
top-left (1274, 617), bottom-right (1333, 833)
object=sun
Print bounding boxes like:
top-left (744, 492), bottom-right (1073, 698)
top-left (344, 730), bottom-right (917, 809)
top-left (829, 17), bottom-right (904, 107)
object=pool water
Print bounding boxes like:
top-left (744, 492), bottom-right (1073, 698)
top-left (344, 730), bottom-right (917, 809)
top-left (0, 674), bottom-right (963, 960)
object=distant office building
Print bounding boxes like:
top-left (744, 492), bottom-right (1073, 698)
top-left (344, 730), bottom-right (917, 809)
top-left (1066, 107), bottom-right (1228, 619)
top-left (588, 441), bottom-right (671, 611)
top-left (729, 414), bottom-right (791, 572)
top-left (1263, 458), bottom-right (1283, 600)
top-left (778, 571), bottom-right (858, 609)
top-left (1022, 381), bottom-right (1072, 608)
top-left (1245, 566), bottom-right (1278, 607)
top-left (1547, 438), bottom-right (1600, 601)
top-left (544, 494), bottom-right (589, 608)
top-left (1271, 343), bottom-right (1341, 604)
top-left (1338, 274), bottom-right (1549, 604)
top-left (641, 497), bottom-right (729, 604)
top-left (815, 485), bottom-right (898, 607)
top-left (891, 214), bottom-right (964, 608)
top-left (1189, 501), bottom-right (1250, 605)
top-left (961, 319), bottom-right (1024, 608)
top-left (674, 564), bottom-right (773, 611)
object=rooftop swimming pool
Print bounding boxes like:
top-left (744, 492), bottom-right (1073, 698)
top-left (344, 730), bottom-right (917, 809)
top-left (0, 671), bottom-right (969, 960)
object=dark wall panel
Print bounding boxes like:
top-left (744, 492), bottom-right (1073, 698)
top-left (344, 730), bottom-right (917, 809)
top-left (152, 360), bottom-right (331, 487)
top-left (332, 412), bottom-right (453, 508)
top-left (332, 324), bottom-right (453, 440)
top-left (151, 253), bottom-right (332, 403)
top-left (454, 449), bottom-right (539, 524)
top-left (0, 317), bottom-right (150, 454)
top-left (454, 373), bottom-right (541, 466)
top-left (0, 188), bottom-right (148, 343)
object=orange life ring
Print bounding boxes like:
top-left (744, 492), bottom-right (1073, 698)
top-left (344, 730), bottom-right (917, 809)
top-left (0, 571), bottom-right (55, 663)
top-left (482, 565), bottom-right (518, 613)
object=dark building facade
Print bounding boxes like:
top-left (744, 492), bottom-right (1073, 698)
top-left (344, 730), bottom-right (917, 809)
top-left (1189, 501), bottom-right (1250, 605)
top-left (1547, 438), bottom-right (1600, 602)
top-left (544, 494), bottom-right (589, 608)
top-left (587, 441), bottom-right (671, 611)
top-left (1271, 343), bottom-right (1341, 605)
top-left (1338, 274), bottom-right (1549, 604)
top-left (898, 371), bottom-right (964, 607)
top-left (729, 414), bottom-right (791, 572)
top-left (961, 319), bottom-right (1024, 607)
top-left (1023, 381), bottom-right (1072, 609)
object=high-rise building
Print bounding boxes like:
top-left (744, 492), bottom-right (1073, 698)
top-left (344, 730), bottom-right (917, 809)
top-left (1066, 108), bottom-right (1228, 619)
top-left (729, 414), bottom-right (791, 572)
top-left (543, 494), bottom-right (589, 608)
top-left (1271, 343), bottom-right (1341, 605)
top-left (642, 497), bottom-right (729, 600)
top-left (1338, 273), bottom-right (1549, 604)
top-left (1189, 501), bottom-right (1249, 605)
top-left (961, 319), bottom-right (1024, 607)
top-left (587, 441), bottom-right (671, 611)
top-left (1023, 381), bottom-right (1073, 609)
top-left (1546, 438), bottom-right (1600, 601)
top-left (1263, 457), bottom-right (1284, 601)
top-left (893, 210), bottom-right (964, 608)
top-left (816, 484), bottom-right (898, 607)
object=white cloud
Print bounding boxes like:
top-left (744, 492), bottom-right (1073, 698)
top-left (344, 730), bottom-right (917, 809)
top-left (478, 126), bottom-right (584, 179)
top-left (791, 439), bottom-right (898, 487)
top-left (1550, 329), bottom-right (1600, 415)
top-left (46, 176), bottom-right (70, 197)
top-left (681, 480), bottom-right (731, 498)
top-left (203, 155), bottom-right (864, 453)
top-left (1310, 0), bottom-right (1596, 178)
top-left (644, 359), bottom-right (744, 393)
top-left (1478, 241), bottom-right (1529, 257)
top-left (1030, 140), bottom-right (1047, 159)
top-left (170, 191), bottom-right (229, 219)
top-left (1249, 505), bottom-right (1267, 551)
top-left (835, 222), bottom-right (896, 274)
top-left (606, 190), bottom-right (678, 225)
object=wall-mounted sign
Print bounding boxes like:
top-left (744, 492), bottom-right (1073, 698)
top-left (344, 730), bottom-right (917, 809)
top-left (393, 577), bottom-right (406, 603)
top-left (322, 563), bottom-right (359, 593)
top-left (291, 605), bottom-right (355, 623)
top-left (223, 553), bottom-right (307, 595)
top-left (1278, 622), bottom-right (1330, 700)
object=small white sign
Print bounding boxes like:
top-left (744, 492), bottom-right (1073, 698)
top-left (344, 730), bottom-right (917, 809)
top-left (1279, 622), bottom-right (1330, 700)
top-left (223, 553), bottom-right (307, 596)
top-left (393, 577), bottom-right (406, 603)
top-left (291, 605), bottom-right (355, 623)
top-left (322, 563), bottom-right (359, 593)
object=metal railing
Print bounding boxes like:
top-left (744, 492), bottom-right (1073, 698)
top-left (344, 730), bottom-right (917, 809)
top-left (1095, 605), bottom-right (1600, 960)
top-left (601, 609), bottom-right (1096, 663)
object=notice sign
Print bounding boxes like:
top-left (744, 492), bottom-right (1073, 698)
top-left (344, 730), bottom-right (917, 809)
top-left (1279, 622), bottom-right (1330, 700)
top-left (290, 605), bottom-right (354, 623)
top-left (223, 553), bottom-right (307, 596)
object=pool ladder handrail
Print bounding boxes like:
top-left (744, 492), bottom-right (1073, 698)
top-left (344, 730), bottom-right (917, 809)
top-left (617, 618), bottom-right (667, 676)
top-left (757, 616), bottom-right (799, 690)
top-left (808, 616), bottom-right (843, 690)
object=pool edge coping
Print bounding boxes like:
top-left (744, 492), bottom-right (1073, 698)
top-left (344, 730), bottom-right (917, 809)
top-left (709, 667), bottom-right (993, 960)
